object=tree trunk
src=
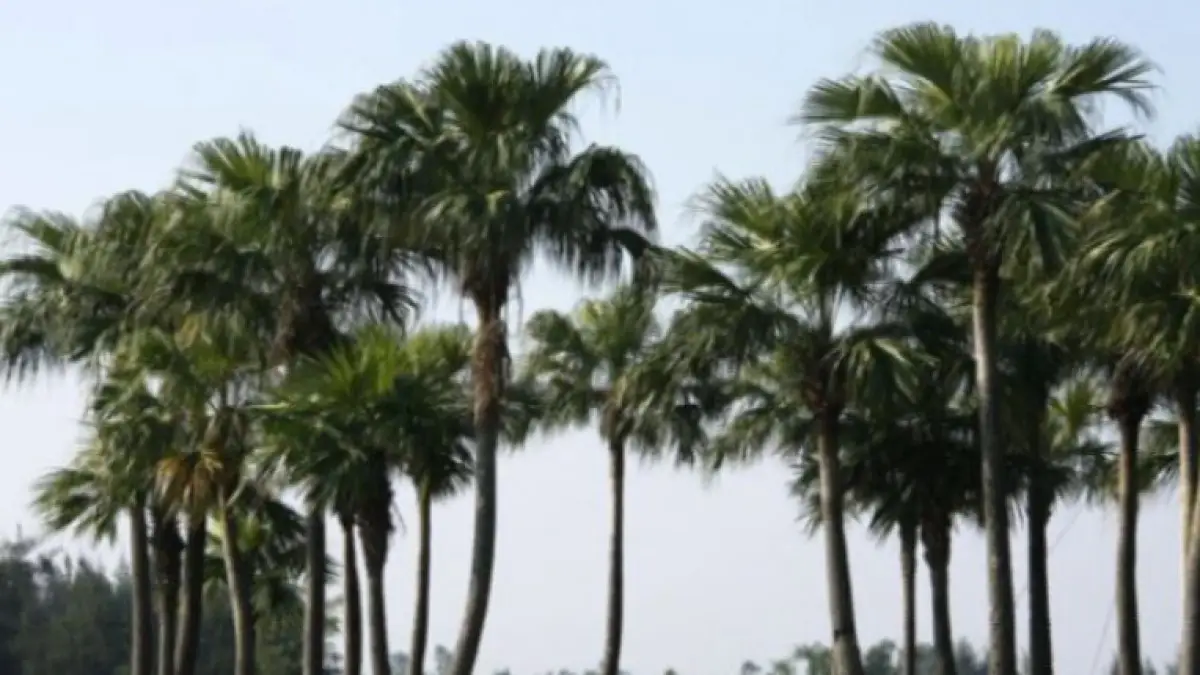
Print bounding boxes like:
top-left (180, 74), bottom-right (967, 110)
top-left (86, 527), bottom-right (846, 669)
top-left (1027, 413), bottom-right (1054, 675)
top-left (151, 507), bottom-right (182, 675)
top-left (341, 513), bottom-right (363, 675)
top-left (410, 482), bottom-right (434, 675)
top-left (449, 300), bottom-right (506, 675)
top-left (218, 498), bottom-right (257, 675)
top-left (130, 501), bottom-right (154, 675)
top-left (601, 438), bottom-right (627, 675)
top-left (1176, 381), bottom-right (1198, 583)
top-left (900, 519), bottom-right (917, 675)
top-left (1178, 467), bottom-right (1200, 675)
top-left (304, 507), bottom-right (327, 675)
top-left (1115, 412), bottom-right (1143, 675)
top-left (970, 262), bottom-right (1018, 675)
top-left (359, 500), bottom-right (392, 675)
top-left (174, 513), bottom-right (206, 675)
top-left (816, 411), bottom-right (865, 675)
top-left (922, 512), bottom-right (957, 675)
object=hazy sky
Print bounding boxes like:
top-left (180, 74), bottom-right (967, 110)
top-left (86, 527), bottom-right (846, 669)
top-left (0, 1), bottom-right (1194, 674)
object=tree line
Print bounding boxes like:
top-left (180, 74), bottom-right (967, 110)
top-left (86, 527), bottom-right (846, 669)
top-left (5, 536), bottom-right (1154, 675)
top-left (0, 19), bottom-right (1194, 675)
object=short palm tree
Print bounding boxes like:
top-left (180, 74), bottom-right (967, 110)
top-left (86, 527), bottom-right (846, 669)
top-left (157, 133), bottom-right (421, 675)
top-left (522, 284), bottom-right (707, 675)
top-left (796, 25), bottom-right (1155, 675)
top-left (1070, 134), bottom-right (1200, 674)
top-left (129, 324), bottom-right (264, 675)
top-left (2, 191), bottom-right (173, 675)
top-left (338, 42), bottom-right (657, 675)
top-left (261, 324), bottom-right (480, 675)
top-left (658, 175), bottom-right (916, 675)
top-left (31, 370), bottom-right (175, 675)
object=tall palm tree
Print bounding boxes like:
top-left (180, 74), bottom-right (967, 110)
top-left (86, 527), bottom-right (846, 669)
top-left (658, 176), bottom-right (917, 675)
top-left (338, 42), bottom-right (657, 675)
top-left (796, 25), bottom-right (1156, 675)
top-left (521, 284), bottom-right (707, 675)
top-left (0, 190), bottom-right (158, 379)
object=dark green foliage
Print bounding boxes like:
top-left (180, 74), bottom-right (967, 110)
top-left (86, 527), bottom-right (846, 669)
top-left (0, 538), bottom-right (304, 675)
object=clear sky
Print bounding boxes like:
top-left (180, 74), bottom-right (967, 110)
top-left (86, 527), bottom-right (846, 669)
top-left (0, 1), bottom-right (1193, 674)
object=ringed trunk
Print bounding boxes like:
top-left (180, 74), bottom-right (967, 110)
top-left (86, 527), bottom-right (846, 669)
top-left (448, 299), bottom-right (506, 675)
top-left (174, 513), bottom-right (206, 675)
top-left (303, 506), bottom-right (327, 675)
top-left (601, 437), bottom-right (627, 675)
top-left (129, 500), bottom-right (154, 675)
top-left (341, 513), bottom-right (363, 675)
top-left (970, 261), bottom-right (1018, 675)
top-left (410, 482), bottom-right (434, 675)
top-left (815, 411), bottom-right (865, 675)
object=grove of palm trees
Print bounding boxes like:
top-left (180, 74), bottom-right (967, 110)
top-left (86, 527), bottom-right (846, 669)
top-left (2, 14), bottom-right (1198, 675)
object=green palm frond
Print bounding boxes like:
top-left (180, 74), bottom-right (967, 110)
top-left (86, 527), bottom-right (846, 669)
top-left (339, 41), bottom-right (655, 302)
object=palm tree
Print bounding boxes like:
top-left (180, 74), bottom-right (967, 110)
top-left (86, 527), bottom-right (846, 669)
top-left (391, 327), bottom-right (475, 675)
top-left (796, 25), bottom-right (1156, 675)
top-left (521, 284), bottom-right (707, 675)
top-left (1068, 134), bottom-right (1200, 675)
top-left (158, 132), bottom-right (420, 675)
top-left (1, 190), bottom-right (172, 675)
top-left (30, 375), bottom-right (167, 675)
top-left (792, 348), bottom-right (983, 675)
top-left (658, 176), bottom-right (917, 675)
top-left (131, 323), bottom-right (263, 675)
top-left (261, 324), bottom-right (479, 675)
top-left (338, 42), bottom-right (657, 675)
top-left (0, 190), bottom-right (158, 379)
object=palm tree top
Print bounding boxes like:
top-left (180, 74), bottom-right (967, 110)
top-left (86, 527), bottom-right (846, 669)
top-left (337, 41), bottom-right (658, 306)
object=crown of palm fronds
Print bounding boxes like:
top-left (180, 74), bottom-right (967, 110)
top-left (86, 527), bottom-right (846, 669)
top-left (337, 42), bottom-right (657, 300)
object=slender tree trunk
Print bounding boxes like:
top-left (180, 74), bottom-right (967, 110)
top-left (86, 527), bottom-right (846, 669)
top-left (304, 506), bottom-right (327, 675)
top-left (1179, 471), bottom-right (1200, 675)
top-left (922, 512), bottom-right (957, 675)
top-left (970, 262), bottom-right (1017, 675)
top-left (900, 519), bottom-right (917, 675)
top-left (1115, 412), bottom-right (1143, 675)
top-left (449, 300), bottom-right (506, 675)
top-left (174, 513), bottom-right (206, 675)
top-left (1177, 381), bottom-right (1198, 583)
top-left (151, 507), bottom-right (182, 675)
top-left (601, 438), bottom-right (627, 675)
top-left (359, 501), bottom-right (392, 675)
top-left (1027, 413), bottom-right (1054, 675)
top-left (816, 411), bottom-right (865, 675)
top-left (218, 498), bottom-right (257, 675)
top-left (130, 501), bottom-right (154, 675)
top-left (341, 513), bottom-right (363, 675)
top-left (410, 483), bottom-right (434, 675)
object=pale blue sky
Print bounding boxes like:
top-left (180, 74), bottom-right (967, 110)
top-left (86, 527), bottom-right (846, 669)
top-left (0, 1), bottom-right (1192, 674)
